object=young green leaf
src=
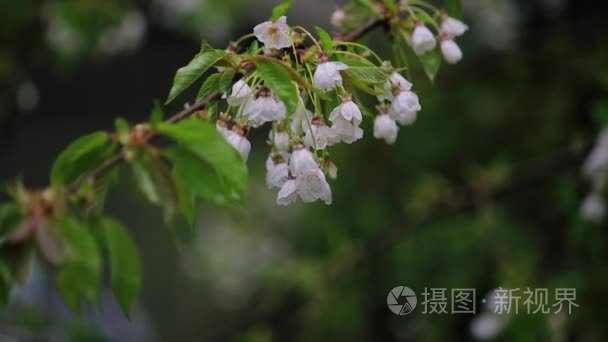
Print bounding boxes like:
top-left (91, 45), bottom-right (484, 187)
top-left (166, 146), bottom-right (243, 206)
top-left (383, 0), bottom-right (396, 11)
top-left (219, 68), bottom-right (237, 93)
top-left (156, 119), bottom-right (248, 204)
top-left (271, 0), bottom-right (292, 20)
top-left (314, 26), bottom-right (333, 52)
top-left (256, 59), bottom-right (300, 115)
top-left (166, 49), bottom-right (226, 104)
top-left (419, 49), bottom-right (441, 83)
top-left (149, 101), bottom-right (164, 128)
top-left (56, 217), bottom-right (101, 313)
top-left (445, 0), bottom-right (463, 19)
top-left (0, 202), bottom-right (22, 242)
top-left (343, 67), bottom-right (393, 84)
top-left (196, 72), bottom-right (222, 102)
top-left (100, 218), bottom-right (141, 318)
top-left (129, 149), bottom-right (178, 223)
top-left (50, 132), bottom-right (115, 187)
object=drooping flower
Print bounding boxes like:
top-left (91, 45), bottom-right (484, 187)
top-left (389, 90), bottom-right (421, 126)
top-left (374, 113), bottom-right (399, 144)
top-left (225, 126), bottom-right (251, 161)
top-left (441, 16), bottom-right (469, 38)
top-left (330, 118), bottom-right (363, 144)
top-left (226, 79), bottom-right (252, 106)
top-left (411, 23), bottom-right (437, 56)
top-left (303, 116), bottom-right (338, 150)
top-left (440, 38), bottom-right (463, 64)
top-left (269, 129), bottom-right (290, 152)
top-left (296, 169), bottom-right (332, 204)
top-left (290, 106), bottom-right (314, 135)
top-left (276, 178), bottom-right (298, 205)
top-left (329, 99), bottom-right (362, 125)
top-left (244, 89), bottom-right (286, 127)
top-left (322, 157), bottom-right (338, 179)
top-left (375, 72), bottom-right (413, 103)
top-left (313, 58), bottom-right (349, 91)
top-left (290, 145), bottom-right (319, 175)
top-left (253, 16), bottom-right (292, 50)
top-left (216, 119), bottom-right (230, 138)
top-left (581, 192), bottom-right (606, 223)
top-left (583, 128), bottom-right (608, 178)
top-left (330, 8), bottom-right (346, 27)
top-left (266, 155), bottom-right (289, 189)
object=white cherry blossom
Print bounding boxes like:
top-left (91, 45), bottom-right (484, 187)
top-left (375, 72), bottom-right (413, 102)
top-left (296, 169), bottom-right (332, 204)
top-left (269, 129), bottom-right (290, 152)
top-left (226, 79), bottom-right (252, 106)
top-left (290, 146), bottom-right (319, 175)
top-left (266, 156), bottom-right (289, 189)
top-left (276, 178), bottom-right (298, 205)
top-left (329, 100), bottom-right (362, 125)
top-left (441, 39), bottom-right (463, 64)
top-left (253, 16), bottom-right (292, 50)
top-left (581, 193), bottom-right (606, 223)
top-left (225, 128), bottom-right (251, 161)
top-left (411, 24), bottom-right (437, 56)
top-left (389, 90), bottom-right (421, 125)
top-left (313, 59), bottom-right (349, 91)
top-left (244, 92), bottom-right (286, 127)
top-left (441, 16), bottom-right (468, 38)
top-left (304, 117), bottom-right (338, 150)
top-left (330, 117), bottom-right (363, 144)
top-left (374, 113), bottom-right (399, 144)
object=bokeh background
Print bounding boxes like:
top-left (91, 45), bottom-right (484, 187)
top-left (1, 0), bottom-right (608, 340)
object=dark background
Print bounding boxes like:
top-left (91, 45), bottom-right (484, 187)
top-left (1, 0), bottom-right (608, 340)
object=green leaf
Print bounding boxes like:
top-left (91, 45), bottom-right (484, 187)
top-left (149, 101), bottom-right (164, 128)
top-left (157, 119), bottom-right (248, 204)
top-left (219, 68), bottom-right (237, 93)
top-left (166, 147), bottom-right (241, 206)
top-left (56, 217), bottom-right (101, 313)
top-left (196, 72), bottom-right (222, 102)
top-left (271, 0), bottom-right (292, 20)
top-left (343, 67), bottom-right (393, 84)
top-left (342, 71), bottom-right (383, 95)
top-left (256, 59), bottom-right (300, 115)
top-left (166, 50), bottom-right (227, 104)
top-left (129, 149), bottom-right (178, 223)
top-left (419, 49), bottom-right (441, 83)
top-left (100, 218), bottom-right (141, 318)
top-left (383, 0), bottom-right (395, 11)
top-left (445, 0), bottom-right (463, 19)
top-left (0, 202), bottom-right (22, 242)
top-left (50, 132), bottom-right (114, 187)
top-left (314, 26), bottom-right (333, 52)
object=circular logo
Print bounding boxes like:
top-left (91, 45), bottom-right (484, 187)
top-left (387, 286), bottom-right (417, 315)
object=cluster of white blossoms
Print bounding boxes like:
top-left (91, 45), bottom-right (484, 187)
top-left (407, 15), bottom-right (468, 64)
top-left (213, 10), bottom-right (467, 206)
top-left (581, 128), bottom-right (608, 222)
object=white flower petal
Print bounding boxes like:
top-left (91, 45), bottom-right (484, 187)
top-left (276, 179), bottom-right (298, 205)
top-left (441, 17), bottom-right (468, 38)
top-left (313, 61), bottom-right (349, 91)
top-left (412, 25), bottom-right (437, 56)
top-left (441, 39), bottom-right (463, 64)
top-left (373, 114), bottom-right (399, 144)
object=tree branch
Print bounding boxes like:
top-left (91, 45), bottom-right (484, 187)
top-left (65, 16), bottom-right (390, 196)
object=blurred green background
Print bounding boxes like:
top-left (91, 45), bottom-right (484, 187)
top-left (1, 0), bottom-right (607, 340)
